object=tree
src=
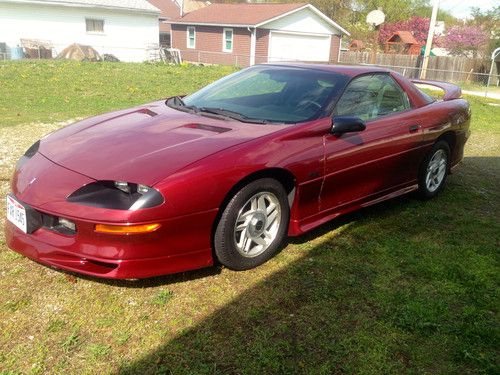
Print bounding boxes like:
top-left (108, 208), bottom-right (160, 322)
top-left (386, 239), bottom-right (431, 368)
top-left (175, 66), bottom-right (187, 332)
top-left (377, 16), bottom-right (431, 44)
top-left (443, 25), bottom-right (490, 57)
top-left (355, 0), bottom-right (429, 22)
top-left (468, 6), bottom-right (500, 56)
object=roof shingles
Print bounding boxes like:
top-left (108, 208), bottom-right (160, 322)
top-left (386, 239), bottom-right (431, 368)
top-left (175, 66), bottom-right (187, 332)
top-left (172, 3), bottom-right (307, 26)
top-left (7, 0), bottom-right (160, 13)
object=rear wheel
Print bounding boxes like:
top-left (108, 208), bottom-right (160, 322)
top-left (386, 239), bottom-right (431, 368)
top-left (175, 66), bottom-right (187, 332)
top-left (417, 140), bottom-right (450, 199)
top-left (214, 178), bottom-right (289, 270)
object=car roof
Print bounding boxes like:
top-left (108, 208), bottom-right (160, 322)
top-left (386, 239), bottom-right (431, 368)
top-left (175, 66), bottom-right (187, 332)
top-left (259, 62), bottom-right (433, 109)
top-left (261, 63), bottom-right (392, 77)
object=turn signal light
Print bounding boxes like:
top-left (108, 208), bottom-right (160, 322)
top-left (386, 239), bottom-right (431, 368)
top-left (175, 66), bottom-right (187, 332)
top-left (94, 223), bottom-right (161, 235)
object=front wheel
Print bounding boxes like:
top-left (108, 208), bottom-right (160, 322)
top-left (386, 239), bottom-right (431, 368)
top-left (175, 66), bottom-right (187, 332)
top-left (417, 140), bottom-right (450, 199)
top-left (214, 178), bottom-right (290, 270)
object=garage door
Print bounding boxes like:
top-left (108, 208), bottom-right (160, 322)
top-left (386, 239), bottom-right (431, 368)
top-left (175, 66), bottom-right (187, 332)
top-left (269, 32), bottom-right (331, 62)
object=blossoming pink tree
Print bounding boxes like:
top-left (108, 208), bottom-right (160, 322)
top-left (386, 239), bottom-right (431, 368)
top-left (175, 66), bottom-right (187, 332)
top-left (443, 25), bottom-right (490, 57)
top-left (378, 17), bottom-right (431, 45)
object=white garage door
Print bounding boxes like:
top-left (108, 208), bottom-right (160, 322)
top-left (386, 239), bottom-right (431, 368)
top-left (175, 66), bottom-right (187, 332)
top-left (269, 32), bottom-right (331, 62)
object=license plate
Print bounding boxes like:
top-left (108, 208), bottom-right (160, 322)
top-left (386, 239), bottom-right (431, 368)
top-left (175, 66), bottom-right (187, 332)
top-left (6, 195), bottom-right (27, 233)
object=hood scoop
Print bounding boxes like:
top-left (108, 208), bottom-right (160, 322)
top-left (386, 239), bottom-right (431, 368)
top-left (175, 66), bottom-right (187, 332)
top-left (136, 108), bottom-right (158, 117)
top-left (183, 123), bottom-right (231, 134)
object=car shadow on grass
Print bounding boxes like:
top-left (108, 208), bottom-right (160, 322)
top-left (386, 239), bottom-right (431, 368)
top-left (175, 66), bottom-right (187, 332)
top-left (115, 168), bottom-right (498, 375)
top-left (63, 196), bottom-right (411, 290)
top-left (58, 264), bottom-right (224, 288)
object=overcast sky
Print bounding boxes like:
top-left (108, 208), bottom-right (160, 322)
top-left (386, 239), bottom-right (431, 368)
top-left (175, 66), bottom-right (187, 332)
top-left (439, 0), bottom-right (497, 19)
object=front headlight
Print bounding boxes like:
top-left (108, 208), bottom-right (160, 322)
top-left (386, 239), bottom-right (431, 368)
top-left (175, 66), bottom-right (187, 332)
top-left (67, 181), bottom-right (164, 210)
top-left (113, 181), bottom-right (151, 195)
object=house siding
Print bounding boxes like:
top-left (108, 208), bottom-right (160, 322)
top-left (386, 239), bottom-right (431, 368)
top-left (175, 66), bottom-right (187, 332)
top-left (0, 2), bottom-right (159, 62)
top-left (255, 28), bottom-right (269, 64)
top-left (172, 24), bottom-right (251, 66)
top-left (329, 35), bottom-right (341, 63)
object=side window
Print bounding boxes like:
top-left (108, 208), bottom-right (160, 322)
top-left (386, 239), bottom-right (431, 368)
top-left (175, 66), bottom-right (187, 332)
top-left (335, 74), bottom-right (410, 121)
top-left (376, 75), bottom-right (411, 116)
top-left (187, 26), bottom-right (195, 49)
top-left (223, 28), bottom-right (233, 52)
top-left (335, 75), bottom-right (378, 121)
top-left (86, 19), bottom-right (104, 33)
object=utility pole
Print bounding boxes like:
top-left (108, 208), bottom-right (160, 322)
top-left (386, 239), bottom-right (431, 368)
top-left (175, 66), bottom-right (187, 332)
top-left (366, 8), bottom-right (385, 65)
top-left (420, 0), bottom-right (439, 79)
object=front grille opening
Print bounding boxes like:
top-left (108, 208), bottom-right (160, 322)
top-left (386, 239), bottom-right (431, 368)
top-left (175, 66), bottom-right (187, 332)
top-left (41, 212), bottom-right (77, 235)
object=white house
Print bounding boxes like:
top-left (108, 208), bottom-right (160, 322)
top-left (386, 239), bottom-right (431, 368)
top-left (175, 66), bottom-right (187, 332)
top-left (0, 0), bottom-right (161, 62)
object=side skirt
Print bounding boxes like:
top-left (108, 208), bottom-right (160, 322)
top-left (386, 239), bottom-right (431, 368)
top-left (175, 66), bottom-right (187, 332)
top-left (288, 183), bottom-right (418, 236)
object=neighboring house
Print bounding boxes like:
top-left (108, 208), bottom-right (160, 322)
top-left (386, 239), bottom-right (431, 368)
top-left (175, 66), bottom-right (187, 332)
top-left (147, 0), bottom-right (209, 47)
top-left (0, 0), bottom-right (160, 62)
top-left (168, 3), bottom-right (350, 66)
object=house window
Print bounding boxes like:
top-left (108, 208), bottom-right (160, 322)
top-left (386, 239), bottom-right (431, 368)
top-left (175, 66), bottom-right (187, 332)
top-left (223, 28), bottom-right (233, 52)
top-left (86, 19), bottom-right (104, 33)
top-left (187, 26), bottom-right (196, 49)
top-left (160, 32), bottom-right (171, 47)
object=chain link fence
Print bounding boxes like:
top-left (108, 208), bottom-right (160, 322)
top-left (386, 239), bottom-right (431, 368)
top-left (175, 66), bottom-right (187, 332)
top-left (339, 51), bottom-right (500, 99)
top-left (348, 62), bottom-right (500, 99)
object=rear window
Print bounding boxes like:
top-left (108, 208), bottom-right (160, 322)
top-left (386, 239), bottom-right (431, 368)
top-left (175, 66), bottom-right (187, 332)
top-left (414, 83), bottom-right (442, 102)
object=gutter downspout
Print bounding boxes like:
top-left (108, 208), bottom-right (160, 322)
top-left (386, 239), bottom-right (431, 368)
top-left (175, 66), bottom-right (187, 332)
top-left (338, 35), bottom-right (342, 63)
top-left (248, 26), bottom-right (256, 66)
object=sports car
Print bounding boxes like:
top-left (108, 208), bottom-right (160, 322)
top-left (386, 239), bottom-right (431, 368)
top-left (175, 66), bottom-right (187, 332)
top-left (5, 64), bottom-right (471, 279)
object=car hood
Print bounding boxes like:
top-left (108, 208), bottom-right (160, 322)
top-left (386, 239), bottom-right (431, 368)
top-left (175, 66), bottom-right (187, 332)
top-left (39, 102), bottom-right (287, 186)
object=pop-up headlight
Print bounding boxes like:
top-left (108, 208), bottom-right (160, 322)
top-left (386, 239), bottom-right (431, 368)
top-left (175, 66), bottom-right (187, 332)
top-left (67, 181), bottom-right (164, 210)
top-left (16, 140), bottom-right (40, 169)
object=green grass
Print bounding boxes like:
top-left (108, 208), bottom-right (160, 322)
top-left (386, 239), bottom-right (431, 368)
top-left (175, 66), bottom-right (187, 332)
top-left (0, 60), bottom-right (237, 127)
top-left (0, 61), bottom-right (499, 374)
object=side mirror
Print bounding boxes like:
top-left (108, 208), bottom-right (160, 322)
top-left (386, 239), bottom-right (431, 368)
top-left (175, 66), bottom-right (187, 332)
top-left (331, 116), bottom-right (366, 135)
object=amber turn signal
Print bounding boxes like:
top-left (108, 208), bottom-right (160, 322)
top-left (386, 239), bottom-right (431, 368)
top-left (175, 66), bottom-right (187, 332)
top-left (94, 223), bottom-right (161, 235)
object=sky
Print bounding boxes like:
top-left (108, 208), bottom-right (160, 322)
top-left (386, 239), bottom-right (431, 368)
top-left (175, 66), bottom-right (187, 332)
top-left (439, 0), bottom-right (497, 19)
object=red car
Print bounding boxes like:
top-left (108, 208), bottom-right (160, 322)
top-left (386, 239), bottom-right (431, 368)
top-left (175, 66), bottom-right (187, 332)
top-left (5, 64), bottom-right (470, 279)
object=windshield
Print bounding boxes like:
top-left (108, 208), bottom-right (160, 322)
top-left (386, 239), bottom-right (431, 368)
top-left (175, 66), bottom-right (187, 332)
top-left (170, 66), bottom-right (349, 124)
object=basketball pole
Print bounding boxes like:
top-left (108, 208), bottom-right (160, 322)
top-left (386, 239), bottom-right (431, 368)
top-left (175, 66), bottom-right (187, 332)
top-left (420, 0), bottom-right (440, 79)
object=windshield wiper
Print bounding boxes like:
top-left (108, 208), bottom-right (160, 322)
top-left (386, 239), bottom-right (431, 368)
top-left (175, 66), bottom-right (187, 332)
top-left (165, 96), bottom-right (199, 113)
top-left (198, 107), bottom-right (270, 124)
top-left (166, 100), bottom-right (274, 124)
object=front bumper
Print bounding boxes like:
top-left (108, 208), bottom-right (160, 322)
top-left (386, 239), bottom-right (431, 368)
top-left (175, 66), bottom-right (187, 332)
top-left (7, 152), bottom-right (218, 278)
top-left (7, 151), bottom-right (218, 278)
top-left (5, 200), bottom-right (216, 279)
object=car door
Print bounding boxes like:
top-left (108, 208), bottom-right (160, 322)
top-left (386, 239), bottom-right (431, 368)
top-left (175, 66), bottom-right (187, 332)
top-left (320, 73), bottom-right (425, 212)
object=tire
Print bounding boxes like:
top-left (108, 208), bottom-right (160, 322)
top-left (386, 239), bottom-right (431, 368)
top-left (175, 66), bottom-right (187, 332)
top-left (214, 178), bottom-right (290, 270)
top-left (417, 140), bottom-right (451, 199)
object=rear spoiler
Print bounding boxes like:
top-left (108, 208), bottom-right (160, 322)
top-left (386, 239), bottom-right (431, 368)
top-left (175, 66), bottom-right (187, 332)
top-left (411, 79), bottom-right (462, 101)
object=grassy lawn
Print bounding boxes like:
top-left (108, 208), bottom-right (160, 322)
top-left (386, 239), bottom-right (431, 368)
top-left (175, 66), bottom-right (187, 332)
top-left (0, 61), bottom-right (499, 374)
top-left (0, 60), bottom-right (237, 127)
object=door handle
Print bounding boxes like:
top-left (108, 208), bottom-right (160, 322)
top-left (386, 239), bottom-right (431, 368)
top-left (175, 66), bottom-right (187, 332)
top-left (409, 124), bottom-right (421, 133)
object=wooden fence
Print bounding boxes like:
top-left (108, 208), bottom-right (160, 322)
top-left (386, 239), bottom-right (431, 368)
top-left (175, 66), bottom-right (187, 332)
top-left (339, 51), bottom-right (493, 84)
